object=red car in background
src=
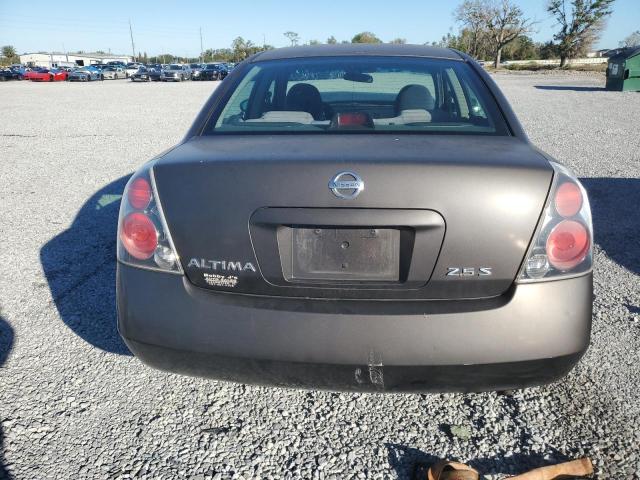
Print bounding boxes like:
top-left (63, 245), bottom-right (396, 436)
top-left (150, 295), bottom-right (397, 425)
top-left (29, 69), bottom-right (68, 82)
top-left (22, 68), bottom-right (43, 80)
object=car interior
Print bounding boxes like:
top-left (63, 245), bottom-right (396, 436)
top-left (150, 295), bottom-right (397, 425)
top-left (215, 58), bottom-right (500, 133)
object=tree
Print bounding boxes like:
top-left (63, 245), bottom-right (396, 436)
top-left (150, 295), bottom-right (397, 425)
top-left (232, 37), bottom-right (254, 61)
top-left (620, 30), bottom-right (640, 48)
top-left (538, 40), bottom-right (560, 59)
top-left (327, 36), bottom-right (338, 44)
top-left (503, 35), bottom-right (538, 60)
top-left (2, 45), bottom-right (16, 58)
top-left (547, 0), bottom-right (615, 67)
top-left (203, 48), bottom-right (234, 62)
top-left (351, 32), bottom-right (382, 44)
top-left (283, 31), bottom-right (300, 46)
top-left (454, 0), bottom-right (488, 58)
top-left (1, 45), bottom-right (18, 65)
top-left (389, 38), bottom-right (407, 44)
top-left (307, 39), bottom-right (320, 45)
top-left (485, 0), bottom-right (535, 67)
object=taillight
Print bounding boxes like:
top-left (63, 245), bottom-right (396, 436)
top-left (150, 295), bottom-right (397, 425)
top-left (545, 220), bottom-right (590, 270)
top-left (518, 163), bottom-right (593, 282)
top-left (117, 165), bottom-right (182, 274)
top-left (554, 182), bottom-right (582, 218)
top-left (120, 212), bottom-right (158, 259)
top-left (128, 178), bottom-right (152, 209)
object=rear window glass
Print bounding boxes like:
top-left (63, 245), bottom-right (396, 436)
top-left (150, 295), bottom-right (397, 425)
top-left (209, 56), bottom-right (507, 135)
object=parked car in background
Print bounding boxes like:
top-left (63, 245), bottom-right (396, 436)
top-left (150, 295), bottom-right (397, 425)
top-left (190, 63), bottom-right (204, 78)
top-left (29, 68), bottom-right (68, 82)
top-left (148, 69), bottom-right (163, 81)
top-left (102, 66), bottom-right (126, 79)
top-left (160, 64), bottom-right (191, 82)
top-left (0, 66), bottom-right (24, 81)
top-left (23, 67), bottom-right (47, 80)
top-left (10, 65), bottom-right (27, 78)
top-left (190, 63), bottom-right (205, 80)
top-left (117, 44), bottom-right (594, 392)
top-left (68, 66), bottom-right (102, 82)
top-left (130, 67), bottom-right (153, 82)
top-left (144, 64), bottom-right (163, 81)
top-left (197, 63), bottom-right (228, 81)
top-left (125, 63), bottom-right (143, 77)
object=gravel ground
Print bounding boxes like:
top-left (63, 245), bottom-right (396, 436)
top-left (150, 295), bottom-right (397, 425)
top-left (0, 74), bottom-right (638, 480)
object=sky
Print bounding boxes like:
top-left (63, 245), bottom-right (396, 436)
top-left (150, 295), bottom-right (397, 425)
top-left (0, 0), bottom-right (638, 57)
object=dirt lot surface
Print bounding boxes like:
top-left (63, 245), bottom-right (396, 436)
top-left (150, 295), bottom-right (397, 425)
top-left (0, 74), bottom-right (638, 479)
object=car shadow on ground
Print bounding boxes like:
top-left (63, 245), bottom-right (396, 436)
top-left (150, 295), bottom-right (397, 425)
top-left (534, 86), bottom-right (607, 92)
top-left (580, 177), bottom-right (639, 276)
top-left (39, 175), bottom-right (132, 355)
top-left (0, 315), bottom-right (15, 479)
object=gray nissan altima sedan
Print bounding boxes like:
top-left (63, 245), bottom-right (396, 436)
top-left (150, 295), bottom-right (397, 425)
top-left (116, 44), bottom-right (593, 392)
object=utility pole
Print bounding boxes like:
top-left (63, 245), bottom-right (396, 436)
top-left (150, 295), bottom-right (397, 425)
top-left (199, 27), bottom-right (203, 63)
top-left (129, 19), bottom-right (136, 62)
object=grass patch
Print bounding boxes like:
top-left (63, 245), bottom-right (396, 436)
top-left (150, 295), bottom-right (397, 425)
top-left (491, 62), bottom-right (607, 73)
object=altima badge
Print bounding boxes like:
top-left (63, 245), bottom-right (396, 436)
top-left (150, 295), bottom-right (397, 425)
top-left (188, 258), bottom-right (256, 273)
top-left (329, 171), bottom-right (364, 199)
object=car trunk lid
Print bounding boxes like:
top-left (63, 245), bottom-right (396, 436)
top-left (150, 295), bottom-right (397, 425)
top-left (153, 134), bottom-right (552, 299)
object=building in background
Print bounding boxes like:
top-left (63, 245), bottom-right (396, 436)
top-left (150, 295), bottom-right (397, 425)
top-left (19, 52), bottom-right (132, 68)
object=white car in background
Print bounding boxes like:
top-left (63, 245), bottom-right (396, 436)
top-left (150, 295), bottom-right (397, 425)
top-left (125, 63), bottom-right (143, 78)
top-left (102, 66), bottom-right (126, 79)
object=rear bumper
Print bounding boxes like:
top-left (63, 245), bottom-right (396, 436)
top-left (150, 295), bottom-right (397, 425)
top-left (117, 264), bottom-right (592, 392)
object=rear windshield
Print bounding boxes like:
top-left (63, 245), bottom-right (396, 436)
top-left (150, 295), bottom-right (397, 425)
top-left (210, 56), bottom-right (508, 135)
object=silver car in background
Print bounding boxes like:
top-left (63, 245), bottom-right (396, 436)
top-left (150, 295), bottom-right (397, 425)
top-left (68, 66), bottom-right (102, 82)
top-left (160, 64), bottom-right (192, 82)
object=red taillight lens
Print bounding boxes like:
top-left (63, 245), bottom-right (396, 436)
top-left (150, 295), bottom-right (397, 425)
top-left (545, 220), bottom-right (589, 270)
top-left (554, 182), bottom-right (582, 218)
top-left (128, 177), bottom-right (152, 210)
top-left (120, 212), bottom-right (158, 259)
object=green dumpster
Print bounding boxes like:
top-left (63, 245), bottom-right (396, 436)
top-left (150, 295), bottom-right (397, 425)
top-left (606, 47), bottom-right (640, 91)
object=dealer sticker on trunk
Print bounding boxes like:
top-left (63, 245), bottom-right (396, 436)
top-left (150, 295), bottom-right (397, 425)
top-left (203, 273), bottom-right (239, 288)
